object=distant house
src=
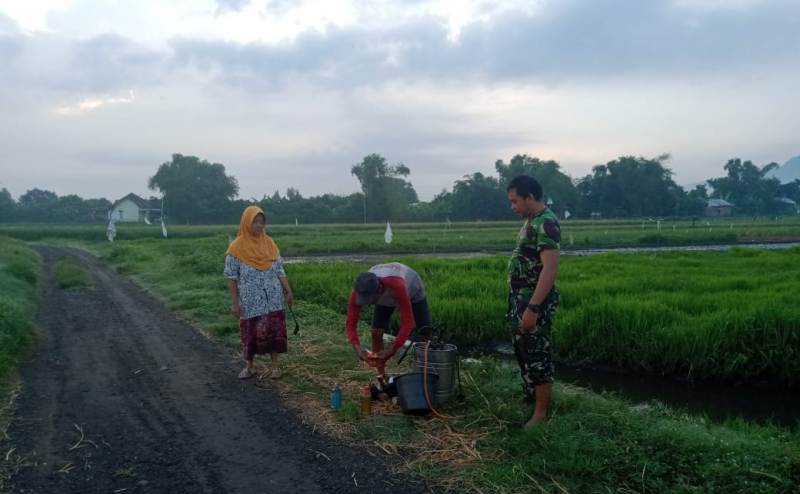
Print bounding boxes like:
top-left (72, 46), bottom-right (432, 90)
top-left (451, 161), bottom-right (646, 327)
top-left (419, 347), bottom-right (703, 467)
top-left (109, 193), bottom-right (161, 223)
top-left (705, 198), bottom-right (733, 217)
top-left (775, 197), bottom-right (798, 214)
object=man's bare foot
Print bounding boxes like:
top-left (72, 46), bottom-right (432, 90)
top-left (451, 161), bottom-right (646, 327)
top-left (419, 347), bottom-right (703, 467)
top-left (524, 414), bottom-right (547, 429)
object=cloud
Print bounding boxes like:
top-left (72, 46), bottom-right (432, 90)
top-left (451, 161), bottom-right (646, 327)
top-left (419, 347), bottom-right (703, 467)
top-left (265, 0), bottom-right (303, 15)
top-left (0, 12), bottom-right (20, 34)
top-left (169, 0), bottom-right (800, 91)
top-left (0, 0), bottom-right (74, 33)
top-left (215, 0), bottom-right (250, 15)
top-left (0, 31), bottom-right (167, 97)
top-left (0, 12), bottom-right (22, 61)
top-left (5, 1), bottom-right (798, 96)
top-left (53, 89), bottom-right (135, 115)
top-left (65, 34), bottom-right (167, 92)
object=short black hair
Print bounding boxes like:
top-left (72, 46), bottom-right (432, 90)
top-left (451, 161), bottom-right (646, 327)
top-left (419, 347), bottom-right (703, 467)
top-left (507, 175), bottom-right (543, 201)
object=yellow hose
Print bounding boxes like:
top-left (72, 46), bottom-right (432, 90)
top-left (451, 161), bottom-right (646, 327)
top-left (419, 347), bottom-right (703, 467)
top-left (422, 341), bottom-right (449, 419)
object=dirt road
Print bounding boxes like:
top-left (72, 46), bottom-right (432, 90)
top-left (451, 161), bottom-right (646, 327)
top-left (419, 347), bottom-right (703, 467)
top-left (4, 247), bottom-right (429, 493)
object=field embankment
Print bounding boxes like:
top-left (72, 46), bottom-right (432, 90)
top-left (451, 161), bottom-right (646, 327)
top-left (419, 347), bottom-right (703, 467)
top-left (3, 215), bottom-right (800, 254)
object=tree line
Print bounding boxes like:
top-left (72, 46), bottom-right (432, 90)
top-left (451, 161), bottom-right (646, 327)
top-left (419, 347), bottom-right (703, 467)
top-left (2, 153), bottom-right (798, 224)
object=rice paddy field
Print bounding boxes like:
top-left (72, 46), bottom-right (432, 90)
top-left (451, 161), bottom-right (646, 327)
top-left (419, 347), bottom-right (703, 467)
top-left (2, 214), bottom-right (800, 254)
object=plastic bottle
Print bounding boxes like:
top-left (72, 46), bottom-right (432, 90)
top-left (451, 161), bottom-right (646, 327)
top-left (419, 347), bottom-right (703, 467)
top-left (360, 384), bottom-right (372, 416)
top-left (330, 383), bottom-right (342, 410)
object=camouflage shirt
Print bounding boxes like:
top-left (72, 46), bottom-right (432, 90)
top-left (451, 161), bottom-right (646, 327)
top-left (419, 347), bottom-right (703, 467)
top-left (508, 207), bottom-right (561, 295)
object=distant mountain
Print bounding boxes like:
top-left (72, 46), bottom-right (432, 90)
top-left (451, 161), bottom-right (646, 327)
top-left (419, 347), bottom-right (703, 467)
top-left (768, 156), bottom-right (800, 184)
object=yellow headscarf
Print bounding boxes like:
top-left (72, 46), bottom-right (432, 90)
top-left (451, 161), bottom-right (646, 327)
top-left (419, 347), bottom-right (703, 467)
top-left (225, 206), bottom-right (280, 270)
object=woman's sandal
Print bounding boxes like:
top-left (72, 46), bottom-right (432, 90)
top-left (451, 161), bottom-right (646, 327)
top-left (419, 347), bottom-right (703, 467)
top-left (238, 368), bottom-right (254, 380)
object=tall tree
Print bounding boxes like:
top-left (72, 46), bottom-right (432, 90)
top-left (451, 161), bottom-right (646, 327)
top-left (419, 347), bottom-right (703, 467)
top-left (17, 188), bottom-right (58, 222)
top-left (52, 194), bottom-right (90, 223)
top-left (448, 172), bottom-right (510, 220)
top-left (707, 159), bottom-right (782, 214)
top-left (0, 188), bottom-right (16, 222)
top-left (351, 154), bottom-right (418, 222)
top-left (578, 156), bottom-right (681, 217)
top-left (83, 197), bottom-right (113, 223)
top-left (148, 154), bottom-right (239, 224)
top-left (673, 184), bottom-right (709, 217)
top-left (495, 155), bottom-right (579, 214)
top-left (778, 180), bottom-right (800, 205)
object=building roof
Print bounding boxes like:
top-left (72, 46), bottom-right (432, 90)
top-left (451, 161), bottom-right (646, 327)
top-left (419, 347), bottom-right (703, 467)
top-left (707, 198), bottom-right (733, 208)
top-left (111, 193), bottom-right (161, 210)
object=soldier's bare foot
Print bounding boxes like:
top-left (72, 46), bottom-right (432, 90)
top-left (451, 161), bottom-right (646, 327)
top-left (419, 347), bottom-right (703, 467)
top-left (524, 413), bottom-right (547, 429)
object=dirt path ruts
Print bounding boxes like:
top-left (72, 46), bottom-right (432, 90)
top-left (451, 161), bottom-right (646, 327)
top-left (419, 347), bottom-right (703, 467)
top-left (4, 246), bottom-right (430, 494)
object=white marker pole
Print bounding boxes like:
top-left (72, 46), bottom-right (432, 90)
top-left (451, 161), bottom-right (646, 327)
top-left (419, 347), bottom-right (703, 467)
top-left (384, 222), bottom-right (393, 244)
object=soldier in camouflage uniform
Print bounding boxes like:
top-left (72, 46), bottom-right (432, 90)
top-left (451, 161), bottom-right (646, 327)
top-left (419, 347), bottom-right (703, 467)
top-left (506, 175), bottom-right (561, 428)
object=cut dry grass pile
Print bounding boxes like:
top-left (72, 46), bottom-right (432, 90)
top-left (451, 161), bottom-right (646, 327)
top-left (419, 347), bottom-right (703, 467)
top-left (245, 330), bottom-right (493, 491)
top-left (0, 387), bottom-right (25, 493)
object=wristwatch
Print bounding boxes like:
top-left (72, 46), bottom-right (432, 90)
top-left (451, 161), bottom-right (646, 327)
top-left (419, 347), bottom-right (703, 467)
top-left (527, 303), bottom-right (543, 314)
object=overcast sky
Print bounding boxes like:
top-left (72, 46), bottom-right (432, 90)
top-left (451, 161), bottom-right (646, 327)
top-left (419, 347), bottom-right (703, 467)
top-left (1, 0), bottom-right (798, 202)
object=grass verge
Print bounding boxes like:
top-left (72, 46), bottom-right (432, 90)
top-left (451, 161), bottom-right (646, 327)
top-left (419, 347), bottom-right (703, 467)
top-left (0, 237), bottom-right (40, 491)
top-left (53, 257), bottom-right (91, 289)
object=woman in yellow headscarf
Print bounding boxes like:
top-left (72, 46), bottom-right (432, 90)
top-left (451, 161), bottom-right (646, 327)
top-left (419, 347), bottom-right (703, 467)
top-left (224, 206), bottom-right (294, 379)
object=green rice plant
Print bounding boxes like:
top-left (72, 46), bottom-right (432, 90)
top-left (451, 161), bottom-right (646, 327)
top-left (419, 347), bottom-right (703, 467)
top-left (287, 249), bottom-right (800, 384)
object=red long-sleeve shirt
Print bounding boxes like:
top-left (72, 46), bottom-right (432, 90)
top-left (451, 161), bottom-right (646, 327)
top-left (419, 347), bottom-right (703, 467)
top-left (345, 276), bottom-right (415, 351)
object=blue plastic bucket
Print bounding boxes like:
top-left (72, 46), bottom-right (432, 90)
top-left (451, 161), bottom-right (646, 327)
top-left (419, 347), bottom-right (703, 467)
top-left (395, 371), bottom-right (439, 415)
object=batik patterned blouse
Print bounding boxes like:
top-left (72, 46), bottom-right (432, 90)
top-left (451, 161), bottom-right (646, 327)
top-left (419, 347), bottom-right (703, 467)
top-left (224, 255), bottom-right (286, 319)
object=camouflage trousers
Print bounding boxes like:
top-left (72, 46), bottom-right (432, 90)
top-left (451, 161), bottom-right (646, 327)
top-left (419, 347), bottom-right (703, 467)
top-left (507, 287), bottom-right (559, 397)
